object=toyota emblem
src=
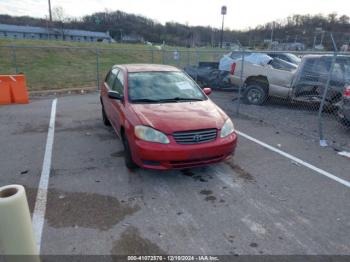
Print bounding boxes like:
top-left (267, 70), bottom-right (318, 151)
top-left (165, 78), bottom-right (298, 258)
top-left (194, 135), bottom-right (201, 142)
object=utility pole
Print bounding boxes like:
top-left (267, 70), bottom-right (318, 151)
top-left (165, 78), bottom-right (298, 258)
top-left (48, 0), bottom-right (52, 22)
top-left (220, 6), bottom-right (227, 48)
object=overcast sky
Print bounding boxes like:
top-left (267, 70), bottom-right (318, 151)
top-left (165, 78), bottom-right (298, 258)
top-left (0, 0), bottom-right (349, 30)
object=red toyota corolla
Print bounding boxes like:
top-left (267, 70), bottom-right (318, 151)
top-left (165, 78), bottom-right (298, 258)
top-left (100, 64), bottom-right (237, 170)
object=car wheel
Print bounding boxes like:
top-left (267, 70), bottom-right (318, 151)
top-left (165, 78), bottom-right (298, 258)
top-left (122, 134), bottom-right (138, 170)
top-left (244, 84), bottom-right (268, 105)
top-left (102, 105), bottom-right (111, 126)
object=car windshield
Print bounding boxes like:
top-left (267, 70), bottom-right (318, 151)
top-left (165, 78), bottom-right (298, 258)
top-left (285, 53), bottom-right (302, 64)
top-left (269, 57), bottom-right (298, 71)
top-left (128, 71), bottom-right (206, 103)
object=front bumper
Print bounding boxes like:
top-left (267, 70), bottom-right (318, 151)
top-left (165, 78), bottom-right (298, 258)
top-left (130, 132), bottom-right (238, 170)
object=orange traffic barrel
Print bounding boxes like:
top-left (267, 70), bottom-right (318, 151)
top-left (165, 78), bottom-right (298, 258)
top-left (0, 75), bottom-right (29, 105)
top-left (0, 80), bottom-right (13, 105)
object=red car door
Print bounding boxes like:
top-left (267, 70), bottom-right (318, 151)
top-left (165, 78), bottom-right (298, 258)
top-left (108, 69), bottom-right (126, 136)
top-left (102, 68), bottom-right (119, 122)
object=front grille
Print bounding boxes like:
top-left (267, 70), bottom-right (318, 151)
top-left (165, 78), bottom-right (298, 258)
top-left (172, 128), bottom-right (217, 145)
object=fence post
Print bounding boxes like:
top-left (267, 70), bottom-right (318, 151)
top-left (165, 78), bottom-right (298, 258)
top-left (236, 49), bottom-right (245, 115)
top-left (187, 50), bottom-right (190, 66)
top-left (96, 48), bottom-right (100, 91)
top-left (151, 48), bottom-right (154, 63)
top-left (317, 33), bottom-right (337, 147)
top-left (11, 46), bottom-right (18, 74)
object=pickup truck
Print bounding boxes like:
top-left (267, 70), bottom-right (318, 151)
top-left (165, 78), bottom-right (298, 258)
top-left (229, 55), bottom-right (350, 107)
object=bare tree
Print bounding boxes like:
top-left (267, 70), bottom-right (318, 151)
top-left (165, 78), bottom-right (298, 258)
top-left (52, 6), bottom-right (68, 40)
top-left (52, 6), bottom-right (67, 22)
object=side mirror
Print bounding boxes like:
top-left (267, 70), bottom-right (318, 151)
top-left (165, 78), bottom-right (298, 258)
top-left (203, 87), bottom-right (212, 96)
top-left (108, 91), bottom-right (123, 100)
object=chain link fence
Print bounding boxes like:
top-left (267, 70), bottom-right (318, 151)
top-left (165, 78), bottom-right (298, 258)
top-left (0, 37), bottom-right (349, 151)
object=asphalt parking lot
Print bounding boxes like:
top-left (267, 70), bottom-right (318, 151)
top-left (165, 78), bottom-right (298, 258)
top-left (0, 91), bottom-right (349, 256)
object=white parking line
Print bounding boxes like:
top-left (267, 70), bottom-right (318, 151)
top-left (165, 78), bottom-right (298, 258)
top-left (236, 130), bottom-right (350, 188)
top-left (32, 98), bottom-right (57, 252)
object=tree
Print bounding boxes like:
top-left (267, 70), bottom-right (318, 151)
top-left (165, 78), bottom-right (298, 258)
top-left (52, 6), bottom-right (68, 22)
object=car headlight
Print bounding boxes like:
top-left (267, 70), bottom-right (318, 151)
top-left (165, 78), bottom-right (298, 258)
top-left (134, 125), bottom-right (170, 144)
top-left (220, 118), bottom-right (235, 138)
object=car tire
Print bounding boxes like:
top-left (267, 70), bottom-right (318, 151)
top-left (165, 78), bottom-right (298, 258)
top-left (244, 84), bottom-right (268, 105)
top-left (102, 105), bottom-right (111, 126)
top-left (122, 134), bottom-right (138, 170)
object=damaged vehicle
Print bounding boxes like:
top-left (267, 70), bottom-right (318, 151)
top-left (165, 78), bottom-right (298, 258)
top-left (266, 52), bottom-right (301, 65)
top-left (219, 51), bottom-right (253, 71)
top-left (229, 54), bottom-right (350, 107)
top-left (184, 62), bottom-right (233, 89)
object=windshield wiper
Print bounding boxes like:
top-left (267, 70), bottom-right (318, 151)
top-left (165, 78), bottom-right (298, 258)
top-left (158, 97), bottom-right (204, 102)
top-left (131, 98), bottom-right (162, 103)
top-left (131, 97), bottom-right (204, 103)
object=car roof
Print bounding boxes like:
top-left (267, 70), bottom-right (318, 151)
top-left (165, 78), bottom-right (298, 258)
top-left (113, 64), bottom-right (181, 73)
top-left (303, 54), bottom-right (350, 58)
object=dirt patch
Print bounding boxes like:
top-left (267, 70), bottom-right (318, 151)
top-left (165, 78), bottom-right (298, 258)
top-left (181, 169), bottom-right (195, 177)
top-left (193, 175), bottom-right (208, 182)
top-left (200, 190), bottom-right (213, 195)
top-left (50, 167), bottom-right (97, 177)
top-left (55, 123), bottom-right (104, 133)
top-left (250, 242), bottom-right (258, 248)
top-left (46, 189), bottom-right (140, 231)
top-left (181, 170), bottom-right (208, 182)
top-left (111, 226), bottom-right (166, 255)
top-left (205, 196), bottom-right (216, 202)
top-left (224, 161), bottom-right (255, 183)
top-left (13, 121), bottom-right (62, 135)
top-left (96, 132), bottom-right (117, 141)
top-left (111, 151), bottom-right (125, 158)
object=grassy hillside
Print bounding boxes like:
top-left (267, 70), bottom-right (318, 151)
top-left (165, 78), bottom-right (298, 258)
top-left (0, 39), bottom-right (225, 91)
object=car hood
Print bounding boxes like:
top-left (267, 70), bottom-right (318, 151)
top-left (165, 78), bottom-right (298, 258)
top-left (130, 100), bottom-right (227, 134)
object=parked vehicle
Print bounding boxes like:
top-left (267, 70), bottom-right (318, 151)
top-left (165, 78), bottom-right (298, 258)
top-left (337, 85), bottom-right (350, 126)
top-left (100, 64), bottom-right (238, 170)
top-left (229, 56), bottom-right (297, 105)
top-left (184, 53), bottom-right (271, 89)
top-left (292, 55), bottom-right (350, 104)
top-left (184, 62), bottom-right (233, 89)
top-left (266, 52), bottom-right (301, 65)
top-left (229, 55), bottom-right (350, 106)
top-left (219, 51), bottom-right (253, 71)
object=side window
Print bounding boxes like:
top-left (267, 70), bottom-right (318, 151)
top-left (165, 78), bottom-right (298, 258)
top-left (112, 70), bottom-right (125, 94)
top-left (106, 69), bottom-right (119, 89)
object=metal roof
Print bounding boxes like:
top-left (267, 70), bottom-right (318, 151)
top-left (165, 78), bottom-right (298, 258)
top-left (0, 24), bottom-right (110, 38)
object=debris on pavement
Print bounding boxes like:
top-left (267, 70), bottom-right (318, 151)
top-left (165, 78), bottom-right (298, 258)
top-left (291, 161), bottom-right (301, 167)
top-left (20, 170), bottom-right (29, 175)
